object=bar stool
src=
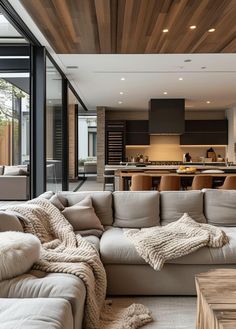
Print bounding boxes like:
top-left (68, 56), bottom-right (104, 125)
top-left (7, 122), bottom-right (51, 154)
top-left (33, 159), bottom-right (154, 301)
top-left (191, 175), bottom-right (213, 190)
top-left (159, 175), bottom-right (180, 191)
top-left (103, 169), bottom-right (115, 191)
top-left (218, 176), bottom-right (236, 190)
top-left (130, 174), bottom-right (153, 191)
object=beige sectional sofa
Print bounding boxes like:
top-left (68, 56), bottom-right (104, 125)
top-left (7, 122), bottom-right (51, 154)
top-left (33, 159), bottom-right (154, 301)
top-left (0, 165), bottom-right (29, 200)
top-left (1, 189), bottom-right (236, 327)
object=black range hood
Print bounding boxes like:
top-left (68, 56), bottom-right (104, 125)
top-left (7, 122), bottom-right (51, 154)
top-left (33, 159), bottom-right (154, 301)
top-left (149, 98), bottom-right (185, 135)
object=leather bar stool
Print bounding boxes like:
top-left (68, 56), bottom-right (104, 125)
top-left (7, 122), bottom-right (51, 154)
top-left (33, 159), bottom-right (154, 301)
top-left (191, 175), bottom-right (213, 190)
top-left (130, 174), bottom-right (153, 191)
top-left (218, 176), bottom-right (236, 190)
top-left (159, 175), bottom-right (180, 191)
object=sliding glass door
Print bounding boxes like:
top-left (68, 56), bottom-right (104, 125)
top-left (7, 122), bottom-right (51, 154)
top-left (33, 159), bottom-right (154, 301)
top-left (45, 56), bottom-right (63, 192)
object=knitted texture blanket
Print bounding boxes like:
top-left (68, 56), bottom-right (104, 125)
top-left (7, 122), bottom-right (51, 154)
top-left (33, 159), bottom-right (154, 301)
top-left (124, 213), bottom-right (229, 270)
top-left (9, 198), bottom-right (106, 329)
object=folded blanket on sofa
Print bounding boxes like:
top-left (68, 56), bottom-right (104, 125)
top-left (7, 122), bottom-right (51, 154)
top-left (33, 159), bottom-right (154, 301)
top-left (9, 198), bottom-right (106, 329)
top-left (124, 213), bottom-right (229, 271)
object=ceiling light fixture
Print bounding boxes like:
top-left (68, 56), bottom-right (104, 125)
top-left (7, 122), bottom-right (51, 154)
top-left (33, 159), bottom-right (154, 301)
top-left (162, 29), bottom-right (169, 33)
top-left (119, 91), bottom-right (124, 95)
top-left (184, 59), bottom-right (192, 62)
top-left (163, 91), bottom-right (168, 95)
top-left (118, 101), bottom-right (122, 104)
top-left (201, 66), bottom-right (206, 69)
top-left (179, 77), bottom-right (183, 81)
top-left (190, 25), bottom-right (196, 29)
top-left (208, 28), bottom-right (215, 32)
top-left (121, 77), bottom-right (125, 81)
top-left (206, 101), bottom-right (211, 104)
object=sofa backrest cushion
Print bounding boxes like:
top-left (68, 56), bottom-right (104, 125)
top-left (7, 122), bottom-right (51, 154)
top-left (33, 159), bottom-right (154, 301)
top-left (57, 191), bottom-right (113, 226)
top-left (160, 190), bottom-right (206, 225)
top-left (0, 211), bottom-right (23, 232)
top-left (113, 191), bottom-right (160, 228)
top-left (204, 189), bottom-right (236, 226)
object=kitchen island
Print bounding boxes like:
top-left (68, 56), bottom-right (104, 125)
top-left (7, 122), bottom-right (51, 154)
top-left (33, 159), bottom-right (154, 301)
top-left (107, 163), bottom-right (236, 191)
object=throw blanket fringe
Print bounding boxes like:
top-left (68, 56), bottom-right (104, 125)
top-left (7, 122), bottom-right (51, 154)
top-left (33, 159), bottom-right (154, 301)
top-left (100, 302), bottom-right (152, 329)
top-left (124, 213), bottom-right (229, 271)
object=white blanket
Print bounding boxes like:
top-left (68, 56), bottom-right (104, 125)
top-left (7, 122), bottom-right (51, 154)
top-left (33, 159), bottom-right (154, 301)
top-left (124, 213), bottom-right (229, 270)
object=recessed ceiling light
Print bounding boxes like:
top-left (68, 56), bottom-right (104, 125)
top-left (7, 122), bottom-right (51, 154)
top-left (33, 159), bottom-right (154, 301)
top-left (201, 66), bottom-right (206, 69)
top-left (163, 91), bottom-right (168, 95)
top-left (190, 25), bottom-right (196, 30)
top-left (121, 77), bottom-right (125, 81)
top-left (162, 29), bottom-right (169, 33)
top-left (118, 101), bottom-right (122, 104)
top-left (119, 91), bottom-right (124, 95)
top-left (184, 59), bottom-right (192, 63)
top-left (179, 77), bottom-right (183, 81)
top-left (208, 28), bottom-right (215, 32)
top-left (206, 101), bottom-right (211, 104)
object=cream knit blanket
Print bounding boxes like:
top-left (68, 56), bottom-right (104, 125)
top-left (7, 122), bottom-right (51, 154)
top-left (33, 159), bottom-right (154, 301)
top-left (9, 198), bottom-right (106, 329)
top-left (124, 213), bottom-right (229, 270)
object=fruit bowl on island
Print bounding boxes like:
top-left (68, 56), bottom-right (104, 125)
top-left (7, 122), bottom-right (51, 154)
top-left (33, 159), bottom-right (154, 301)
top-left (176, 166), bottom-right (197, 174)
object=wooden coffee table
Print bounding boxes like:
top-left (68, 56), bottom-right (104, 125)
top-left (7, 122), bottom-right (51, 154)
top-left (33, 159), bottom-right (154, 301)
top-left (195, 269), bottom-right (236, 329)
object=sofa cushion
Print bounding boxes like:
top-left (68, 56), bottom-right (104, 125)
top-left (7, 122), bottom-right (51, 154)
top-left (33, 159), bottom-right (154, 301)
top-left (0, 211), bottom-right (23, 232)
top-left (100, 226), bottom-right (236, 266)
top-left (160, 191), bottom-right (206, 225)
top-left (204, 189), bottom-right (236, 226)
top-left (100, 227), bottom-right (146, 265)
top-left (58, 191), bottom-right (113, 226)
top-left (0, 271), bottom-right (86, 329)
top-left (82, 234), bottom-right (100, 251)
top-left (0, 298), bottom-right (73, 329)
top-left (50, 194), bottom-right (68, 210)
top-left (62, 196), bottom-right (104, 232)
top-left (113, 191), bottom-right (160, 228)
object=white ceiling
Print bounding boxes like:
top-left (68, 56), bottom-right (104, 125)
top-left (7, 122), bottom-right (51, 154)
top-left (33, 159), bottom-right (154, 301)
top-left (59, 53), bottom-right (236, 112)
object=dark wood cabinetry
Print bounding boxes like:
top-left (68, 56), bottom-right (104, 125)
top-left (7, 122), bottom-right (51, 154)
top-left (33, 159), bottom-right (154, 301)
top-left (105, 121), bottom-right (125, 165)
top-left (180, 120), bottom-right (228, 145)
top-left (126, 120), bottom-right (150, 145)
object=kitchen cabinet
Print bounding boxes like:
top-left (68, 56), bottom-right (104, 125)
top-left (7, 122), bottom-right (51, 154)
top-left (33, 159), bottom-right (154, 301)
top-left (126, 120), bottom-right (150, 145)
top-left (180, 120), bottom-right (228, 145)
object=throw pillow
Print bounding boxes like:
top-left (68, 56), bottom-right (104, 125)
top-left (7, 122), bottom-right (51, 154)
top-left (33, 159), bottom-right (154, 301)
top-left (62, 196), bottom-right (104, 232)
top-left (0, 231), bottom-right (41, 281)
top-left (3, 166), bottom-right (28, 176)
top-left (50, 194), bottom-right (68, 211)
top-left (0, 211), bottom-right (23, 232)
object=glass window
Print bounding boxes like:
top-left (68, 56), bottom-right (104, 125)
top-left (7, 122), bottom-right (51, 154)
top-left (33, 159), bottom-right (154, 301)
top-left (46, 57), bottom-right (63, 192)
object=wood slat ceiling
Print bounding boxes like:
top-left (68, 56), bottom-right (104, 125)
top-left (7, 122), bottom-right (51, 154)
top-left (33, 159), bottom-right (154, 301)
top-left (20, 0), bottom-right (236, 54)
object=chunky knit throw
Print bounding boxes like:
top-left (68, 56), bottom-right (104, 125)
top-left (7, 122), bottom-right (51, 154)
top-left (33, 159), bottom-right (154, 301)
top-left (9, 198), bottom-right (106, 329)
top-left (124, 213), bottom-right (229, 270)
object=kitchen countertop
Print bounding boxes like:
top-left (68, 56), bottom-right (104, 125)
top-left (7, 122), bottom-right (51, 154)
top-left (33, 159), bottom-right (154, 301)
top-left (106, 164), bottom-right (236, 171)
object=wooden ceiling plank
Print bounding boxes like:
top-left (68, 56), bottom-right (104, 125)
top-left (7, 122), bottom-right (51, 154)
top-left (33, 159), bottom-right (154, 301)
top-left (144, 0), bottom-right (168, 53)
top-left (110, 0), bottom-right (118, 53)
top-left (120, 0), bottom-right (136, 53)
top-left (188, 0), bottom-right (233, 53)
top-left (169, 0), bottom-right (210, 53)
top-left (94, 0), bottom-right (112, 53)
top-left (129, 0), bottom-right (157, 53)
